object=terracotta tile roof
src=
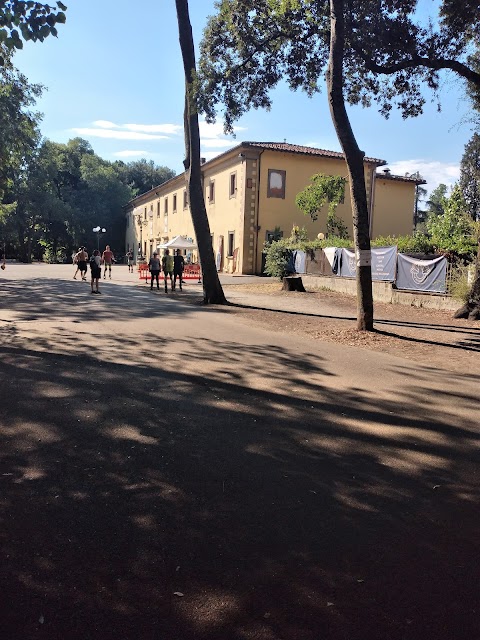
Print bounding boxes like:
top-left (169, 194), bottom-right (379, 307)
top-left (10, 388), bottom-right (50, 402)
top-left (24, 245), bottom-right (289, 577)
top-left (126, 140), bottom-right (389, 206)
top-left (242, 141), bottom-right (386, 165)
top-left (376, 171), bottom-right (426, 185)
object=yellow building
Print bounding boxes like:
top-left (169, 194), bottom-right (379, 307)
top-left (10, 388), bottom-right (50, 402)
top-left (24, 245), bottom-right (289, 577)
top-left (124, 142), bottom-right (425, 274)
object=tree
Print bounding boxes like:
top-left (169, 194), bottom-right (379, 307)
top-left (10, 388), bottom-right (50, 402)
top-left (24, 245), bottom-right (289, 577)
top-left (0, 1), bottom-right (67, 64)
top-left (460, 133), bottom-right (480, 222)
top-left (426, 185), bottom-right (476, 257)
top-left (295, 173), bottom-right (349, 238)
top-left (425, 184), bottom-right (448, 219)
top-left (0, 54), bottom-right (43, 200)
top-left (199, 0), bottom-right (480, 326)
top-left (174, 0), bottom-right (227, 304)
top-left (199, 1), bottom-right (480, 130)
top-left (113, 159), bottom-right (176, 197)
top-left (326, 0), bottom-right (374, 330)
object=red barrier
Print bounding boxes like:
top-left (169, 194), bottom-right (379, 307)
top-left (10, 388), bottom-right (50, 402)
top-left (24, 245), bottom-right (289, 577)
top-left (138, 263), bottom-right (201, 283)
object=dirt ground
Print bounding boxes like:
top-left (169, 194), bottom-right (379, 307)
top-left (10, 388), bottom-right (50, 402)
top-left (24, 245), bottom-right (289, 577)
top-left (222, 283), bottom-right (480, 374)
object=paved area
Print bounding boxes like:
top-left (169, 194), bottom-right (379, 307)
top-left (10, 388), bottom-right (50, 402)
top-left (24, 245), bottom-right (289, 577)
top-left (1, 264), bottom-right (479, 640)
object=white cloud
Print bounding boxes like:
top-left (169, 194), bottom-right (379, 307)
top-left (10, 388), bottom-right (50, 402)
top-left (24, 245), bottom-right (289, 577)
top-left (199, 120), bottom-right (246, 138)
top-left (386, 159), bottom-right (460, 195)
top-left (71, 127), bottom-right (169, 140)
top-left (70, 118), bottom-right (244, 152)
top-left (123, 123), bottom-right (183, 135)
top-left (113, 150), bottom-right (151, 158)
top-left (93, 120), bottom-right (120, 129)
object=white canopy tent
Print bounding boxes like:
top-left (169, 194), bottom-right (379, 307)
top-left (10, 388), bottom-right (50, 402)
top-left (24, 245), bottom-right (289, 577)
top-left (157, 235), bottom-right (197, 250)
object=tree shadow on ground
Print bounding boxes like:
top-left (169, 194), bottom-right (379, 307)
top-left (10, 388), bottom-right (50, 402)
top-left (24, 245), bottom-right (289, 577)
top-left (0, 321), bottom-right (479, 640)
top-left (1, 278), bottom-right (211, 324)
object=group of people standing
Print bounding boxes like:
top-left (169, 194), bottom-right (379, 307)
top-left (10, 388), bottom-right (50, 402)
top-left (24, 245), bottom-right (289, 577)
top-left (73, 245), bottom-right (115, 294)
top-left (148, 249), bottom-right (185, 293)
top-left (73, 245), bottom-right (186, 295)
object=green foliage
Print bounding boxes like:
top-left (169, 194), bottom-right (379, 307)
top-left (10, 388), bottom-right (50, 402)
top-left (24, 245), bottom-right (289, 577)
top-left (0, 2), bottom-right (67, 63)
top-left (295, 173), bottom-right (349, 239)
top-left (199, 1), bottom-right (480, 133)
top-left (371, 234), bottom-right (434, 254)
top-left (39, 240), bottom-right (67, 264)
top-left (263, 238), bottom-right (292, 278)
top-left (459, 132), bottom-right (480, 221)
top-left (326, 212), bottom-right (349, 239)
top-left (113, 158), bottom-right (176, 196)
top-left (295, 174), bottom-right (346, 220)
top-left (425, 184), bottom-right (448, 218)
top-left (448, 264), bottom-right (475, 302)
top-left (0, 58), bottom-right (43, 199)
top-left (289, 225), bottom-right (309, 242)
top-left (263, 231), bottom-right (352, 278)
top-left (426, 185), bottom-right (477, 257)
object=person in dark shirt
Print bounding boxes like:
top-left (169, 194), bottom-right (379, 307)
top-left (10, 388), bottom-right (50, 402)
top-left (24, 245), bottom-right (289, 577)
top-left (148, 252), bottom-right (161, 290)
top-left (162, 249), bottom-right (174, 293)
top-left (173, 249), bottom-right (185, 291)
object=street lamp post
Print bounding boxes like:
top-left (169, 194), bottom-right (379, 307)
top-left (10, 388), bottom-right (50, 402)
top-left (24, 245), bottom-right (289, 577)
top-left (136, 215), bottom-right (147, 261)
top-left (93, 226), bottom-right (106, 251)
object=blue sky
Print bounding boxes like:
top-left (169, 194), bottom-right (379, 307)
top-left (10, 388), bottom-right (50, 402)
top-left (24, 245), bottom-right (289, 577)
top-left (12, 0), bottom-right (475, 197)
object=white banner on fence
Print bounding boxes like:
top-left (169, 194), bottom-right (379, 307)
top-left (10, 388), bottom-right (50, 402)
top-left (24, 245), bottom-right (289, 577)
top-left (371, 246), bottom-right (397, 281)
top-left (340, 249), bottom-right (357, 277)
top-left (339, 247), bottom-right (397, 281)
top-left (396, 254), bottom-right (447, 293)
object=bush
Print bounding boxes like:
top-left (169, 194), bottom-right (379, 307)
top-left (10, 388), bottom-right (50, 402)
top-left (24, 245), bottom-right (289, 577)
top-left (263, 238), bottom-right (294, 278)
top-left (371, 234), bottom-right (435, 253)
top-left (448, 265), bottom-right (474, 302)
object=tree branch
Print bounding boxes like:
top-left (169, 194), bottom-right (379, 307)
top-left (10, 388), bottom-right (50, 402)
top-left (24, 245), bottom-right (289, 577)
top-left (361, 52), bottom-right (480, 87)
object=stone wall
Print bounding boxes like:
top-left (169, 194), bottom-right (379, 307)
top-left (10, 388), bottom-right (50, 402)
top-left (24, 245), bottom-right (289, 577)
top-left (302, 275), bottom-right (459, 311)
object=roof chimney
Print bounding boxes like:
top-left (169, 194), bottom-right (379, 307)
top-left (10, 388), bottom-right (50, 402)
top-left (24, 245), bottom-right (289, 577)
top-left (200, 157), bottom-right (206, 164)
top-left (383, 168), bottom-right (391, 174)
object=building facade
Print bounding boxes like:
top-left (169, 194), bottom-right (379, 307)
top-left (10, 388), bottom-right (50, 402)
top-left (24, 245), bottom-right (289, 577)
top-left (124, 142), bottom-right (425, 274)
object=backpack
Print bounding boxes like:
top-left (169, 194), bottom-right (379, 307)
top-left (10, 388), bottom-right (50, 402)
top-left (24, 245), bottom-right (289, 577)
top-left (90, 255), bottom-right (97, 270)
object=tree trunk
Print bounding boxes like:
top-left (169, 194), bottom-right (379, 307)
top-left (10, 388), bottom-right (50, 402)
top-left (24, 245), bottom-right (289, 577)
top-left (454, 240), bottom-right (480, 320)
top-left (175, 0), bottom-right (227, 305)
top-left (326, 0), bottom-right (374, 331)
top-left (282, 276), bottom-right (306, 292)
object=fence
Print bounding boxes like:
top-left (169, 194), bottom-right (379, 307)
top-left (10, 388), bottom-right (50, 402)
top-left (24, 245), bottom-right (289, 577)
top-left (296, 247), bottom-right (450, 294)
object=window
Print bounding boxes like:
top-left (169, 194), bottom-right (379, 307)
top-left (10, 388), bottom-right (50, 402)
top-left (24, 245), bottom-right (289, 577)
top-left (183, 190), bottom-right (189, 209)
top-left (164, 197), bottom-right (168, 214)
top-left (157, 201), bottom-right (160, 217)
top-left (173, 194), bottom-right (177, 212)
top-left (265, 229), bottom-right (283, 243)
top-left (229, 172), bottom-right (237, 197)
top-left (227, 232), bottom-right (234, 257)
top-left (208, 180), bottom-right (215, 203)
top-left (144, 207), bottom-right (147, 220)
top-left (267, 169), bottom-right (286, 199)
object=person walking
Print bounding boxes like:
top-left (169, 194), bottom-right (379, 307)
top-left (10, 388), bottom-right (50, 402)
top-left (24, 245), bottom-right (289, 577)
top-left (89, 249), bottom-right (102, 294)
top-left (126, 249), bottom-right (134, 273)
top-left (72, 247), bottom-right (82, 279)
top-left (74, 247), bottom-right (88, 281)
top-left (148, 252), bottom-right (161, 290)
top-left (102, 245), bottom-right (115, 279)
top-left (161, 249), bottom-right (174, 293)
top-left (173, 249), bottom-right (185, 291)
